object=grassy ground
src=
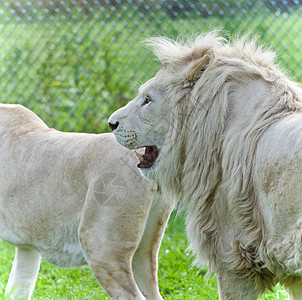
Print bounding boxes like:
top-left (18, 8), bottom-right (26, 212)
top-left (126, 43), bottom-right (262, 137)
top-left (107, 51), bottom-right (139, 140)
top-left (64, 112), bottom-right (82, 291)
top-left (0, 214), bottom-right (288, 299)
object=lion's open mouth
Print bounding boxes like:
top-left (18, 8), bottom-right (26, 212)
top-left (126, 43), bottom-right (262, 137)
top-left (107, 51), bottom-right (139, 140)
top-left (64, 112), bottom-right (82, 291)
top-left (135, 146), bottom-right (158, 168)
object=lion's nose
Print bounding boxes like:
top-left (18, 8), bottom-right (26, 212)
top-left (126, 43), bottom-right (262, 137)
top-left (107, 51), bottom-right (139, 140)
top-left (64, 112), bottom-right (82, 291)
top-left (108, 121), bottom-right (119, 131)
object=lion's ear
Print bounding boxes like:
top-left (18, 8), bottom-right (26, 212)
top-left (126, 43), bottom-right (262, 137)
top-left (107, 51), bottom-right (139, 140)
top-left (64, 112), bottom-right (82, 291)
top-left (183, 54), bottom-right (211, 88)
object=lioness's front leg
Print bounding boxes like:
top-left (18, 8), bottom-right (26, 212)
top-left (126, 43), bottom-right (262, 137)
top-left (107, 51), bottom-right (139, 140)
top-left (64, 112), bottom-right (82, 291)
top-left (132, 192), bottom-right (172, 300)
top-left (79, 184), bottom-right (153, 300)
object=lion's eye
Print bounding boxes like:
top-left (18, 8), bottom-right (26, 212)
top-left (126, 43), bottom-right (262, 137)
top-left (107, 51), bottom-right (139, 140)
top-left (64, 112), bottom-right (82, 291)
top-left (142, 95), bottom-right (152, 106)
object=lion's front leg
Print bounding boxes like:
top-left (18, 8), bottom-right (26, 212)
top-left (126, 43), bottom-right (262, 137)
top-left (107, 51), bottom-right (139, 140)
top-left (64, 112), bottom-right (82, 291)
top-left (216, 267), bottom-right (260, 300)
top-left (284, 278), bottom-right (302, 300)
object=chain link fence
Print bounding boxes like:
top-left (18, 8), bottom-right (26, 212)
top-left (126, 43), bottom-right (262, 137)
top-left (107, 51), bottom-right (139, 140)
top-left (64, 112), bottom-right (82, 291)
top-left (0, 0), bottom-right (302, 133)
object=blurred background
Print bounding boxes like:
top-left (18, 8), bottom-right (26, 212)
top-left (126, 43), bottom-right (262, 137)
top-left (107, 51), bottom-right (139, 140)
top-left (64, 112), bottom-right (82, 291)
top-left (0, 0), bottom-right (301, 134)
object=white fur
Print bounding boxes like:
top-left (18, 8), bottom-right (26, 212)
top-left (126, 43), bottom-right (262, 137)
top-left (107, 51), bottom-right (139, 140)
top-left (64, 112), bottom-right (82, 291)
top-left (109, 32), bottom-right (302, 299)
top-left (0, 103), bottom-right (172, 299)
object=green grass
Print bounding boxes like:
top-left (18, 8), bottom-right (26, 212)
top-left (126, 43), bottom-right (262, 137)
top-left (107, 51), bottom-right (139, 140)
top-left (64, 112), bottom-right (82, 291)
top-left (0, 214), bottom-right (288, 299)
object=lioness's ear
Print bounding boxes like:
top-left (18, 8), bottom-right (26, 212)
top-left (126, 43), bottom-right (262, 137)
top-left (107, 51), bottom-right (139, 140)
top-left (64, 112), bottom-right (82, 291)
top-left (184, 54), bottom-right (211, 88)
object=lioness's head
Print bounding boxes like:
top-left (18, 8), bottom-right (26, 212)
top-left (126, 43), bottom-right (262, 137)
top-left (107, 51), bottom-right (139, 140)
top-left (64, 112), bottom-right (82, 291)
top-left (109, 33), bottom-right (220, 180)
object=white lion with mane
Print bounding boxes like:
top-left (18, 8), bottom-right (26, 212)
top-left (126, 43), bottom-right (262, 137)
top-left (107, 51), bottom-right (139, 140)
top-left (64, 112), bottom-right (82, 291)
top-left (109, 32), bottom-right (302, 299)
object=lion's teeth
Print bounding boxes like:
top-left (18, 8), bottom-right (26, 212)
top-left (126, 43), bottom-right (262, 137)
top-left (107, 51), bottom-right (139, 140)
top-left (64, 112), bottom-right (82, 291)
top-left (134, 151), bottom-right (144, 162)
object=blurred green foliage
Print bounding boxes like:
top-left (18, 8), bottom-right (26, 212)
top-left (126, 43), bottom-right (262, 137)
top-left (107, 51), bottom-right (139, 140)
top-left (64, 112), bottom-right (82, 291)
top-left (0, 3), bottom-right (301, 133)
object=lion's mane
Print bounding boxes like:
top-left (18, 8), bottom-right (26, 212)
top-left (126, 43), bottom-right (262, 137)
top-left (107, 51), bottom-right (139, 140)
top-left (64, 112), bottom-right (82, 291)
top-left (147, 32), bottom-right (302, 292)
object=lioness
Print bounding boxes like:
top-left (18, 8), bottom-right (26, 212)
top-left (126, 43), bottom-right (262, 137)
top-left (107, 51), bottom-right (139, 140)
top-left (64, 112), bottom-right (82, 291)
top-left (0, 103), bottom-right (171, 300)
